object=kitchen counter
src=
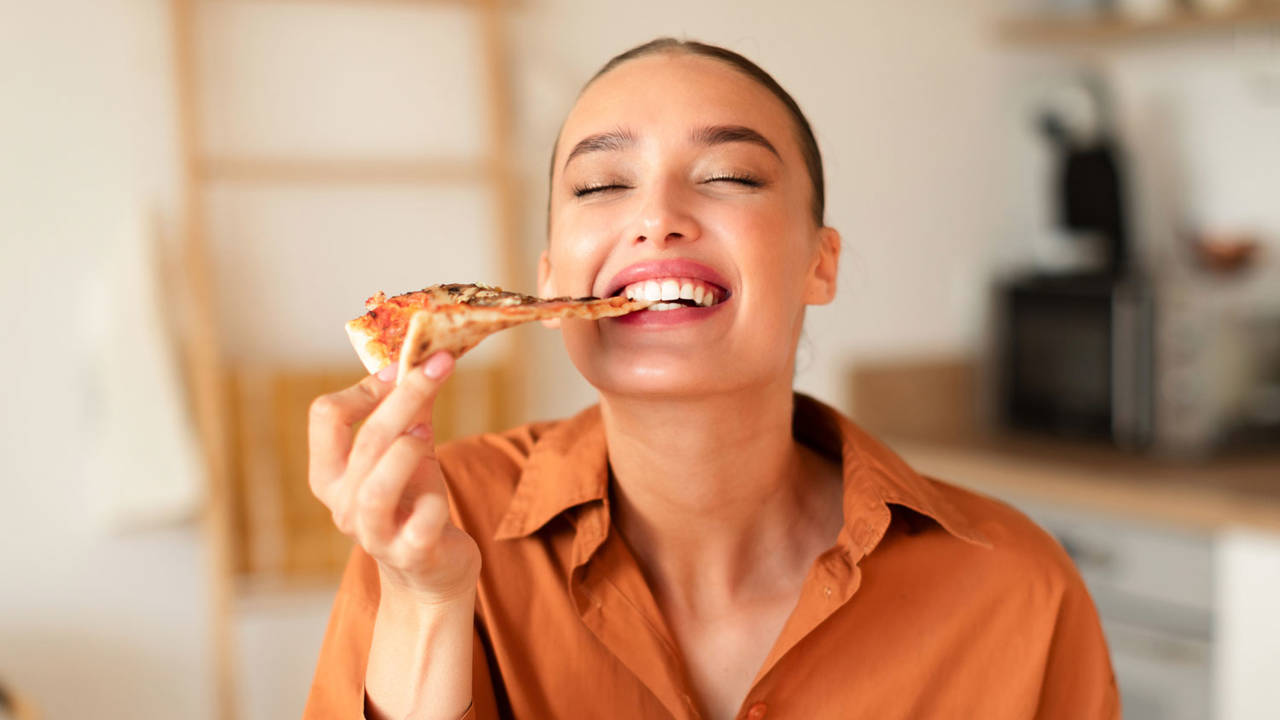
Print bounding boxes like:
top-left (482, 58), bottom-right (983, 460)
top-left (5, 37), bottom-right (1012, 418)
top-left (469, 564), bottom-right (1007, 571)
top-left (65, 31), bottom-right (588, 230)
top-left (885, 433), bottom-right (1280, 533)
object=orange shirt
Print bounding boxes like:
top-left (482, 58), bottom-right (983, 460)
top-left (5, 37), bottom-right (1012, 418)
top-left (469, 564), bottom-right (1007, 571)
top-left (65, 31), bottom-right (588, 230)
top-left (305, 394), bottom-right (1120, 719)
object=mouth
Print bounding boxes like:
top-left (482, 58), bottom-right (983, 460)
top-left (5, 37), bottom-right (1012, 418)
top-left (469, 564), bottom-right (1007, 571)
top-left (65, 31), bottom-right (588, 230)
top-left (603, 259), bottom-right (733, 314)
top-left (610, 277), bottom-right (729, 312)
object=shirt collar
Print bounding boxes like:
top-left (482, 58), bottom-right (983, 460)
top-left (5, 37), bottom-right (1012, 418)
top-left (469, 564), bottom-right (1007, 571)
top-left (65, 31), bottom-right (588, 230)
top-left (493, 404), bottom-right (610, 541)
top-left (493, 393), bottom-right (989, 550)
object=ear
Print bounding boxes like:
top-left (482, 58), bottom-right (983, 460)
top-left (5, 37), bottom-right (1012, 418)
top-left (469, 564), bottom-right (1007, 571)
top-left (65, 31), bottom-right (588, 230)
top-left (537, 249), bottom-right (562, 329)
top-left (803, 226), bottom-right (840, 306)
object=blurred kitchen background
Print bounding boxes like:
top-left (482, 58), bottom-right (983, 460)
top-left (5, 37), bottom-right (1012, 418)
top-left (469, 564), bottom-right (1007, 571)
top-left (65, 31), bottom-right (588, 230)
top-left (2, 0), bottom-right (1279, 718)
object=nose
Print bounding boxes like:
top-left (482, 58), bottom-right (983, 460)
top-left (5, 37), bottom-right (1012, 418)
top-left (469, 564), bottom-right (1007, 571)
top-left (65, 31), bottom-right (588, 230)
top-left (630, 176), bottom-right (700, 249)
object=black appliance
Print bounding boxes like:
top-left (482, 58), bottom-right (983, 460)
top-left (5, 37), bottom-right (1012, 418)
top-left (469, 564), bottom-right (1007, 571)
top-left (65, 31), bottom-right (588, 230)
top-left (1035, 74), bottom-right (1131, 277)
top-left (996, 273), bottom-right (1154, 449)
top-left (998, 75), bottom-right (1151, 447)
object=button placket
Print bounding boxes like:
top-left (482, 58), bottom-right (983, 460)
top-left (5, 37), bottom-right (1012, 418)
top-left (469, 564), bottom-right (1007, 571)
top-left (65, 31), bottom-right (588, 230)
top-left (574, 530), bottom-right (697, 720)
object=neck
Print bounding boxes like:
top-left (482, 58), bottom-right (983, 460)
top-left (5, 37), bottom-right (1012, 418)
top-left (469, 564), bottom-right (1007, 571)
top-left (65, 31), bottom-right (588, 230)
top-left (601, 382), bottom-right (841, 613)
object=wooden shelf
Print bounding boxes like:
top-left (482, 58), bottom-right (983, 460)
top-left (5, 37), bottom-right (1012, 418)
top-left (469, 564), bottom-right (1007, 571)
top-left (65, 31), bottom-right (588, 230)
top-left (999, 4), bottom-right (1280, 47)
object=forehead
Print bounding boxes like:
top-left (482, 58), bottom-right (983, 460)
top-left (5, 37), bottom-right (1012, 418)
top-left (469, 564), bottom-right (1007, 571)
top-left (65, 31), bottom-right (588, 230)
top-left (557, 53), bottom-right (797, 166)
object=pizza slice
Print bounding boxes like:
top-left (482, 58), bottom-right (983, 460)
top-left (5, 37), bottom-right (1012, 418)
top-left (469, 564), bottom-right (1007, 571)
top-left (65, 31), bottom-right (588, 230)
top-left (346, 283), bottom-right (651, 382)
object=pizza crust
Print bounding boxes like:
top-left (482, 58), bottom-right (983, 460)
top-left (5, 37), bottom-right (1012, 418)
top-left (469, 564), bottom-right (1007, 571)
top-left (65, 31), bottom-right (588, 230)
top-left (344, 322), bottom-right (386, 375)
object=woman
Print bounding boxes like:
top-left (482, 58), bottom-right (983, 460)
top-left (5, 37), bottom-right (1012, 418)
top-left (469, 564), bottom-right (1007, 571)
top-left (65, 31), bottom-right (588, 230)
top-left (305, 39), bottom-right (1118, 720)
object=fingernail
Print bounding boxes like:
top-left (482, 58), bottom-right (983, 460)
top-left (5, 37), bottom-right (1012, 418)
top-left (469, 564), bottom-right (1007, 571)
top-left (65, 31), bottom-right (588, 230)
top-left (408, 424), bottom-right (430, 439)
top-left (423, 352), bottom-right (453, 379)
top-left (376, 364), bottom-right (397, 381)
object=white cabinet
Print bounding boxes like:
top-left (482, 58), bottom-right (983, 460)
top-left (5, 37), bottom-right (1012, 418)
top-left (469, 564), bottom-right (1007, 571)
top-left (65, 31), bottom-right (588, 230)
top-left (1104, 619), bottom-right (1214, 720)
top-left (1214, 529), bottom-right (1280, 720)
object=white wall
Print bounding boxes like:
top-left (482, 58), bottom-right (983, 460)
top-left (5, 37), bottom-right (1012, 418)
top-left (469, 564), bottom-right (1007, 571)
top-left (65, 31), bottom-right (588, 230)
top-left (0, 1), bottom-right (214, 719)
top-left (193, 0), bottom-right (512, 369)
top-left (1108, 38), bottom-right (1280, 265)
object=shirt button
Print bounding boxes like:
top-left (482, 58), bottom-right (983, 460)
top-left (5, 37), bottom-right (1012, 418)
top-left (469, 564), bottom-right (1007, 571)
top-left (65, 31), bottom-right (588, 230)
top-left (823, 585), bottom-right (833, 598)
top-left (745, 702), bottom-right (767, 719)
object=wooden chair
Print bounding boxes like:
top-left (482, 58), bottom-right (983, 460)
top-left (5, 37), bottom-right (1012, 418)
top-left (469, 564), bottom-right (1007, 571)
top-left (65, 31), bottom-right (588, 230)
top-left (225, 363), bottom-right (509, 580)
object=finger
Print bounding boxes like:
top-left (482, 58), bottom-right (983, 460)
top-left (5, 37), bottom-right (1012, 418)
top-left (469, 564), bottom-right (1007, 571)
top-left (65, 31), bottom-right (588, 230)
top-left (351, 433), bottom-right (437, 549)
top-left (345, 352), bottom-right (454, 483)
top-left (308, 366), bottom-right (397, 504)
top-left (337, 353), bottom-right (454, 532)
top-left (388, 491), bottom-right (452, 566)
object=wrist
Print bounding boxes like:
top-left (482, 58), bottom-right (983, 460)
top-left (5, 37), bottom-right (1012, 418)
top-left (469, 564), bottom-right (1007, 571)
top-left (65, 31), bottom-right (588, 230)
top-left (378, 573), bottom-right (478, 614)
top-left (367, 579), bottom-right (476, 720)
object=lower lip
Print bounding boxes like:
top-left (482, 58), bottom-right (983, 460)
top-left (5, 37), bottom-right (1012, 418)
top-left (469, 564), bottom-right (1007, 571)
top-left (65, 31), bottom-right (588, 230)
top-left (611, 299), bottom-right (729, 326)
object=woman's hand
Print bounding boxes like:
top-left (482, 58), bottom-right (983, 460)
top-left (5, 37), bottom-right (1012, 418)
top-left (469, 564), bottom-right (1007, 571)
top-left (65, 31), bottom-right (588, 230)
top-left (308, 352), bottom-right (481, 604)
top-left (310, 353), bottom-right (479, 719)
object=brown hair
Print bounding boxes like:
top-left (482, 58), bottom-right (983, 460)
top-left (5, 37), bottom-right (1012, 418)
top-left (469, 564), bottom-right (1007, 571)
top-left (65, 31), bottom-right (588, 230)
top-left (549, 37), bottom-right (826, 228)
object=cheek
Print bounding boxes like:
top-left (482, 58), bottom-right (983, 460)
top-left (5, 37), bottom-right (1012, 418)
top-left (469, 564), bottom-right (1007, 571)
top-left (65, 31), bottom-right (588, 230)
top-left (710, 205), bottom-right (810, 292)
top-left (548, 200), bottom-right (637, 296)
top-left (547, 234), bottom-right (606, 297)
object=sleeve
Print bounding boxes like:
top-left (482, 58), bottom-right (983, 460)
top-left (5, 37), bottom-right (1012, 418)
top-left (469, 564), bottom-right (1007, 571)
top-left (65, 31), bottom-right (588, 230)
top-left (1033, 571), bottom-right (1122, 720)
top-left (302, 545), bottom-right (501, 720)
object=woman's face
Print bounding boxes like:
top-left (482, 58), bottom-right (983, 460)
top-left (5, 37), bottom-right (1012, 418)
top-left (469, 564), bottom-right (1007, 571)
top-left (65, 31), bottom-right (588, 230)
top-left (541, 52), bottom-right (839, 399)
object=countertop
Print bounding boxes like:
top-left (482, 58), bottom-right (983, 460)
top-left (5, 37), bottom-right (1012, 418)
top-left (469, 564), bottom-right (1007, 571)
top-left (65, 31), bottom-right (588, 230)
top-left (885, 433), bottom-right (1280, 533)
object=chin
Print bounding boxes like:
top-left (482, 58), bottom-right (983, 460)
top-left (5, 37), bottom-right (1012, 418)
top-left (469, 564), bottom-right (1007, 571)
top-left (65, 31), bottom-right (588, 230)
top-left (569, 348), bottom-right (731, 399)
top-left (563, 337), bottom-right (796, 402)
top-left (557, 310), bottom-right (802, 400)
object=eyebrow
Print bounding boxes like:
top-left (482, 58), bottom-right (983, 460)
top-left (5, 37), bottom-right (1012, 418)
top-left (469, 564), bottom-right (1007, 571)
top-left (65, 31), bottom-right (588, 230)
top-left (689, 124), bottom-right (781, 160)
top-left (561, 124), bottom-right (781, 172)
top-left (562, 128), bottom-right (637, 171)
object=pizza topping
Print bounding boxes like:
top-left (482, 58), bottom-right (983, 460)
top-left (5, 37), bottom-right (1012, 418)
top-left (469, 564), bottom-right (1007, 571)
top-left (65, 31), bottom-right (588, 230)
top-left (346, 282), bottom-right (653, 377)
top-left (619, 277), bottom-right (725, 308)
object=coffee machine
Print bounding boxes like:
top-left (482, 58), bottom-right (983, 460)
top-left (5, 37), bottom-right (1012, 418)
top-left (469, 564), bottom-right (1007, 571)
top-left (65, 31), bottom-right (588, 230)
top-left (1036, 78), bottom-right (1130, 277)
top-left (995, 76), bottom-right (1154, 447)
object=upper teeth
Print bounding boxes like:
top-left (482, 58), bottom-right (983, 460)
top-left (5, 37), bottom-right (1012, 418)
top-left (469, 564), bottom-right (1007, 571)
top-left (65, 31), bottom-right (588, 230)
top-left (623, 278), bottom-right (722, 307)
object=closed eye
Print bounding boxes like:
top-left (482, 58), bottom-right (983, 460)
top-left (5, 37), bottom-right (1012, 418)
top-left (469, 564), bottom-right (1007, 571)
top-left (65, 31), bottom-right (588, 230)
top-left (705, 173), bottom-right (763, 187)
top-left (573, 183), bottom-right (629, 197)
